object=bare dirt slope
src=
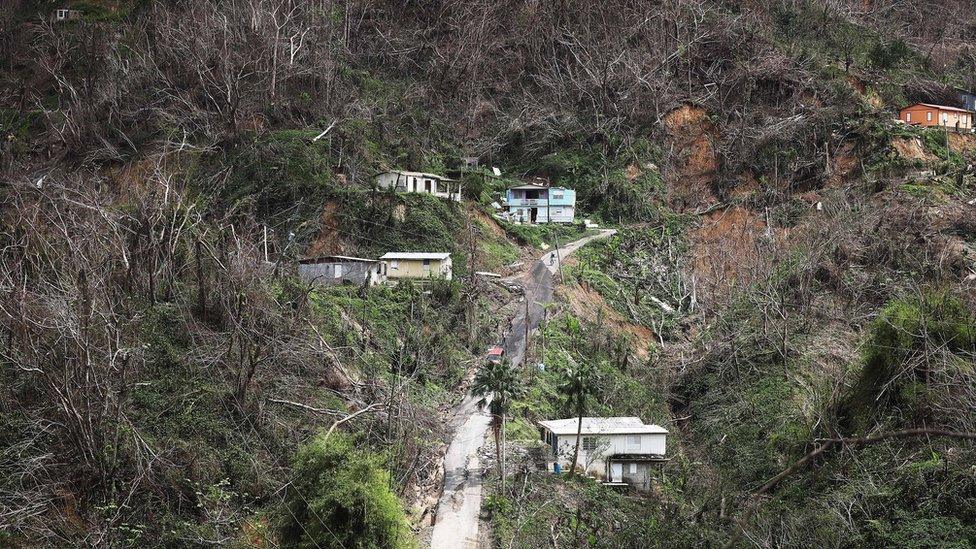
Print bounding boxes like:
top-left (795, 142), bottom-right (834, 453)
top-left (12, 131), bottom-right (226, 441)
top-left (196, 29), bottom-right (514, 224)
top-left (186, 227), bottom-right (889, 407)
top-left (665, 104), bottom-right (719, 211)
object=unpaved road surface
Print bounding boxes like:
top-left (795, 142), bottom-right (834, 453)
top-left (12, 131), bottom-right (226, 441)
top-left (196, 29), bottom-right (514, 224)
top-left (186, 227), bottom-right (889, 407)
top-left (429, 229), bottom-right (616, 549)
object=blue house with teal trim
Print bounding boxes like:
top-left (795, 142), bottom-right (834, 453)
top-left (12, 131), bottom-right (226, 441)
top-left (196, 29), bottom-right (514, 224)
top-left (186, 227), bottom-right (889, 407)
top-left (505, 183), bottom-right (576, 223)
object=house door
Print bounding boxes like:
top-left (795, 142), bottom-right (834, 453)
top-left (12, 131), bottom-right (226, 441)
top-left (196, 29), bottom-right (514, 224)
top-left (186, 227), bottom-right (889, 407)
top-left (610, 463), bottom-right (623, 482)
top-left (530, 208), bottom-right (538, 223)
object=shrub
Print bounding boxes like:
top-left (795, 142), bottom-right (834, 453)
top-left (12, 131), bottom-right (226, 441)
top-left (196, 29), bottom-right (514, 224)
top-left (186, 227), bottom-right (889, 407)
top-left (279, 433), bottom-right (414, 549)
top-left (840, 291), bottom-right (976, 431)
top-left (868, 39), bottom-right (911, 69)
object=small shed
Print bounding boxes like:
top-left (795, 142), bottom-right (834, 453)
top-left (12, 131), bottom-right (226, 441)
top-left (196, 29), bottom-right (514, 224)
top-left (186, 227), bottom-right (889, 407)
top-left (298, 255), bottom-right (387, 286)
top-left (52, 8), bottom-right (82, 22)
top-left (379, 252), bottom-right (452, 281)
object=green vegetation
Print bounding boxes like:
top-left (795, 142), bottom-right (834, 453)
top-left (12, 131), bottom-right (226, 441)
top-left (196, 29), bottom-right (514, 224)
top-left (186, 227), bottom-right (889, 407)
top-left (570, 221), bottom-right (690, 337)
top-left (472, 359), bottom-right (525, 485)
top-left (280, 432), bottom-right (415, 549)
top-left (841, 290), bottom-right (976, 432)
top-left (511, 140), bottom-right (665, 224)
top-left (7, 0), bottom-right (976, 547)
top-left (498, 219), bottom-right (591, 249)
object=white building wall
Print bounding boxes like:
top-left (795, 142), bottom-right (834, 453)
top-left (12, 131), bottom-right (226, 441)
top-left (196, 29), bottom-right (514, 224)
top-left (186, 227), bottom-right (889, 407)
top-left (507, 205), bottom-right (575, 224)
top-left (552, 432), bottom-right (666, 477)
top-left (376, 172), bottom-right (403, 191)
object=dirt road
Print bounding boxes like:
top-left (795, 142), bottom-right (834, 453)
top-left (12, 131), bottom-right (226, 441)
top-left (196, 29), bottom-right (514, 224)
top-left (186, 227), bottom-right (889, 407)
top-left (429, 229), bottom-right (616, 549)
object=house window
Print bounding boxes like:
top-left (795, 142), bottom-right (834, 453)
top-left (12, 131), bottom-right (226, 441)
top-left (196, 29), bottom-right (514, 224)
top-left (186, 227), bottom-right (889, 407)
top-left (57, 9), bottom-right (68, 19)
top-left (927, 112), bottom-right (933, 121)
top-left (582, 437), bottom-right (597, 451)
top-left (943, 112), bottom-right (949, 123)
top-left (628, 463), bottom-right (638, 474)
top-left (627, 435), bottom-right (641, 450)
top-left (391, 260), bottom-right (399, 270)
top-left (552, 192), bottom-right (564, 200)
top-left (906, 112), bottom-right (911, 122)
top-left (334, 265), bottom-right (343, 278)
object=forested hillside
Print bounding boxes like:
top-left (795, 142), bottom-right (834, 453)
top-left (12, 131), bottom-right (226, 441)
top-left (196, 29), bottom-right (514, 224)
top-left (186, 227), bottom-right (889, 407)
top-left (1, 1), bottom-right (975, 547)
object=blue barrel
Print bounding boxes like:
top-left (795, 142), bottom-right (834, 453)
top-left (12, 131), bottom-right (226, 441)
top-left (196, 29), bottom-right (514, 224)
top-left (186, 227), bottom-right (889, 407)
top-left (554, 462), bottom-right (562, 474)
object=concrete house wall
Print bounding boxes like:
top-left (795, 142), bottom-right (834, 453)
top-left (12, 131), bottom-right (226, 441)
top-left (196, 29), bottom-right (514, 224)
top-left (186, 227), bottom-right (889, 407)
top-left (299, 257), bottom-right (387, 286)
top-left (506, 186), bottom-right (577, 223)
top-left (375, 171), bottom-right (462, 202)
top-left (547, 432), bottom-right (667, 477)
top-left (384, 256), bottom-right (453, 280)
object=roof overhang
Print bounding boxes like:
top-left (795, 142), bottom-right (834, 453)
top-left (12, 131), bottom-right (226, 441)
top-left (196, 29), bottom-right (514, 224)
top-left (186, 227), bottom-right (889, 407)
top-left (299, 255), bottom-right (379, 264)
top-left (380, 252), bottom-right (451, 260)
top-left (607, 453), bottom-right (669, 462)
top-left (374, 170), bottom-right (457, 182)
top-left (901, 102), bottom-right (972, 114)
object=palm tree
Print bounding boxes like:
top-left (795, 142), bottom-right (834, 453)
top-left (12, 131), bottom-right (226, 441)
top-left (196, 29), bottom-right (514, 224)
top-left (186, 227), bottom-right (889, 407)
top-left (558, 360), bottom-right (597, 478)
top-left (471, 358), bottom-right (523, 489)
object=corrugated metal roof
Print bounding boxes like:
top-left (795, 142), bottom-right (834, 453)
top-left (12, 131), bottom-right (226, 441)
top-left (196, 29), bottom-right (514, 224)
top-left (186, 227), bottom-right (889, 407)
top-left (538, 417), bottom-right (668, 435)
top-left (380, 252), bottom-right (451, 260)
top-left (902, 102), bottom-right (972, 113)
top-left (299, 255), bottom-right (379, 264)
top-left (375, 170), bottom-right (457, 182)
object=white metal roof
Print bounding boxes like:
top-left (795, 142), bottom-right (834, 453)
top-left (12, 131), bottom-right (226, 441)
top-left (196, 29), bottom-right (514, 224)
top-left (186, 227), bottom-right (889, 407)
top-left (376, 170), bottom-right (457, 182)
top-left (538, 417), bottom-right (667, 436)
top-left (380, 252), bottom-right (451, 260)
top-left (508, 183), bottom-right (571, 190)
top-left (299, 255), bottom-right (378, 264)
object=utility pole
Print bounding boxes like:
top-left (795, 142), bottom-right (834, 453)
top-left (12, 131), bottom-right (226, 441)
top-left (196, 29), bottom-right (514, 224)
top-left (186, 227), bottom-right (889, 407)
top-left (546, 180), bottom-right (564, 281)
top-left (523, 289), bottom-right (530, 368)
top-left (466, 217), bottom-right (477, 347)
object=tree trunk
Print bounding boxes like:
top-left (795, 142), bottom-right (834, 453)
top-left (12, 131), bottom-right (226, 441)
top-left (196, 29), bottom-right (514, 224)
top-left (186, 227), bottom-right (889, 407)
top-left (493, 419), bottom-right (503, 487)
top-left (570, 406), bottom-right (583, 477)
top-left (501, 412), bottom-right (507, 492)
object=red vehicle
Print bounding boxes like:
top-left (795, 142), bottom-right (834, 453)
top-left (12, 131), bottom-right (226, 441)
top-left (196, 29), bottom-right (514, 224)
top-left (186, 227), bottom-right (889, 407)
top-left (486, 346), bottom-right (505, 364)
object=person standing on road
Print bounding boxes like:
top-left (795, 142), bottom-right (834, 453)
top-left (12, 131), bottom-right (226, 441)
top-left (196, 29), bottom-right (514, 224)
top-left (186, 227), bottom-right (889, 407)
top-left (549, 251), bottom-right (556, 265)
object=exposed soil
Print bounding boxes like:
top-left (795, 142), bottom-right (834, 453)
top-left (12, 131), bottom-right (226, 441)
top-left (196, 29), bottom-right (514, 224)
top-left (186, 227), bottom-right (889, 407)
top-left (664, 104), bottom-right (719, 211)
top-left (890, 136), bottom-right (936, 162)
top-left (690, 205), bottom-right (783, 302)
top-left (471, 207), bottom-right (507, 238)
top-left (947, 131), bottom-right (976, 153)
top-left (558, 282), bottom-right (655, 360)
top-left (305, 200), bottom-right (344, 256)
top-left (625, 163), bottom-right (643, 181)
top-left (827, 141), bottom-right (859, 187)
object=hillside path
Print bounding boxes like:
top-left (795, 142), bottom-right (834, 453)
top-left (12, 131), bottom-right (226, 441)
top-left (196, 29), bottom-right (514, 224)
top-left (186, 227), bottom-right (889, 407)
top-left (429, 229), bottom-right (616, 549)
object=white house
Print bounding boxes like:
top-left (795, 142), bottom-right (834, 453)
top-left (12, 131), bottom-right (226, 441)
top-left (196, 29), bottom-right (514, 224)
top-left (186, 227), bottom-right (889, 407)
top-left (374, 170), bottom-right (462, 202)
top-left (538, 417), bottom-right (667, 491)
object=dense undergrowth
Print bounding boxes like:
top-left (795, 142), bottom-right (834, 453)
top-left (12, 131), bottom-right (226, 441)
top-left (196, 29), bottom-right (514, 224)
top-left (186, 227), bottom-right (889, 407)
top-left (3, 0), bottom-right (976, 547)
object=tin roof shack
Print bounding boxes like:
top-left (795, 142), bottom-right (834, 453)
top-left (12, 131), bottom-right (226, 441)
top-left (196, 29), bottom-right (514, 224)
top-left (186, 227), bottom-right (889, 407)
top-left (52, 8), bottom-right (83, 22)
top-left (539, 417), bottom-right (667, 491)
top-left (298, 255), bottom-right (387, 286)
top-left (380, 252), bottom-right (452, 281)
top-left (505, 182), bottom-right (576, 223)
top-left (899, 103), bottom-right (974, 131)
top-left (375, 171), bottom-right (462, 202)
